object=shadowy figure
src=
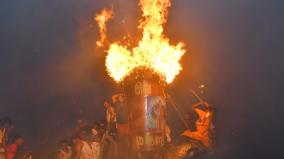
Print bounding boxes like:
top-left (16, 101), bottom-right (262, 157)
top-left (181, 101), bottom-right (214, 149)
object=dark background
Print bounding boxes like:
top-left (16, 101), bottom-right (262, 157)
top-left (0, 0), bottom-right (283, 158)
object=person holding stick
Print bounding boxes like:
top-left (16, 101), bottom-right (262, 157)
top-left (181, 100), bottom-right (214, 149)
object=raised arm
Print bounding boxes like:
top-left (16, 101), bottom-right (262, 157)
top-left (202, 101), bottom-right (211, 109)
top-left (192, 101), bottom-right (203, 108)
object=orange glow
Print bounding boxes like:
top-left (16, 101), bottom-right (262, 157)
top-left (98, 0), bottom-right (186, 83)
top-left (95, 7), bottom-right (113, 47)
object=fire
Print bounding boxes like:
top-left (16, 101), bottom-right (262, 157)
top-left (95, 7), bottom-right (113, 47)
top-left (98, 0), bottom-right (186, 83)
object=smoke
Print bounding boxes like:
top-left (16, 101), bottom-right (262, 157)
top-left (0, 0), bottom-right (283, 158)
top-left (0, 0), bottom-right (113, 158)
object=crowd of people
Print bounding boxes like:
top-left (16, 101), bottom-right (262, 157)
top-left (54, 94), bottom-right (215, 159)
top-left (0, 93), bottom-right (131, 159)
top-left (0, 93), bottom-right (215, 159)
top-left (56, 93), bottom-right (130, 159)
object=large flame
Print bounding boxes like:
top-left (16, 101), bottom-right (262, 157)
top-left (98, 0), bottom-right (186, 83)
top-left (95, 7), bottom-right (113, 47)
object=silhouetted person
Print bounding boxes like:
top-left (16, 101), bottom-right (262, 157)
top-left (112, 94), bottom-right (129, 136)
top-left (181, 101), bottom-right (214, 149)
top-left (103, 100), bottom-right (116, 131)
top-left (112, 94), bottom-right (129, 158)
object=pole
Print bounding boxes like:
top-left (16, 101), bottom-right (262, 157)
top-left (189, 89), bottom-right (203, 102)
top-left (167, 94), bottom-right (190, 129)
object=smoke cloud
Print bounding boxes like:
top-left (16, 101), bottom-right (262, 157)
top-left (0, 0), bottom-right (283, 158)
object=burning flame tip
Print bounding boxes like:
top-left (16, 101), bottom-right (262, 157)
top-left (95, 7), bottom-right (114, 48)
top-left (98, 0), bottom-right (186, 84)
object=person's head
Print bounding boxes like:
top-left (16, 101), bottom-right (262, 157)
top-left (103, 100), bottom-right (110, 108)
top-left (13, 135), bottom-right (24, 145)
top-left (78, 126), bottom-right (91, 141)
top-left (91, 127), bottom-right (98, 137)
top-left (78, 130), bottom-right (87, 141)
top-left (98, 122), bottom-right (106, 131)
top-left (91, 122), bottom-right (99, 136)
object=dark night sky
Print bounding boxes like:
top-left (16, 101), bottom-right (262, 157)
top-left (0, 0), bottom-right (284, 158)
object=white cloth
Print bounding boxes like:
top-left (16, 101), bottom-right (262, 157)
top-left (80, 141), bottom-right (100, 159)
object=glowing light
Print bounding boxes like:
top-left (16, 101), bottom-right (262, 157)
top-left (97, 0), bottom-right (186, 83)
top-left (95, 7), bottom-right (113, 47)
